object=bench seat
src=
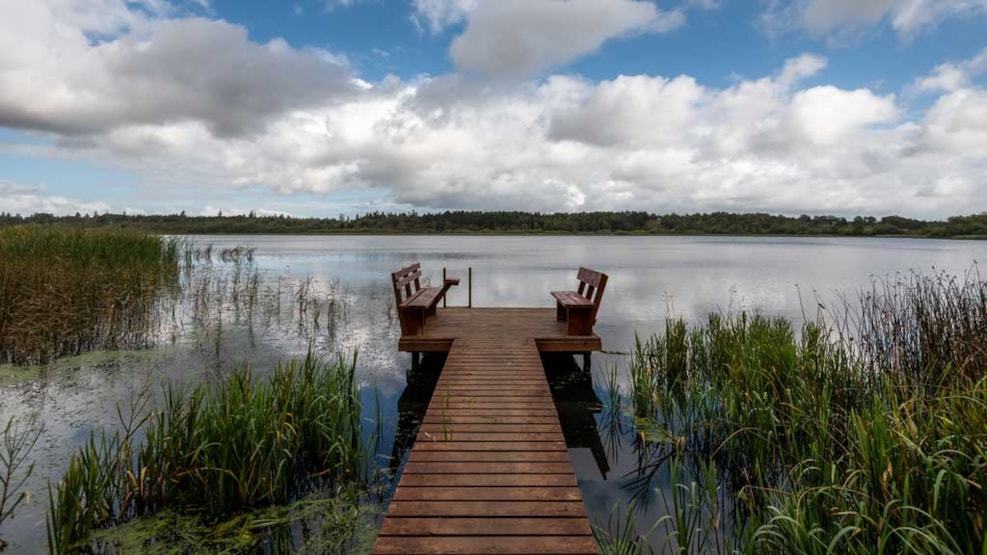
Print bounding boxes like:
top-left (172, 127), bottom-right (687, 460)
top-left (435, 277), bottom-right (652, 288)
top-left (392, 264), bottom-right (459, 335)
top-left (552, 267), bottom-right (608, 336)
top-left (404, 286), bottom-right (443, 309)
top-left (551, 291), bottom-right (594, 307)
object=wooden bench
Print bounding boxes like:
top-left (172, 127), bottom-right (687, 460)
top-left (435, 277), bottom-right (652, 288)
top-left (392, 263), bottom-right (460, 336)
top-left (551, 267), bottom-right (608, 336)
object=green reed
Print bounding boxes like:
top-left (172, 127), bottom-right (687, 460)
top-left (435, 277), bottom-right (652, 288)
top-left (46, 351), bottom-right (375, 553)
top-left (0, 226), bottom-right (181, 364)
top-left (617, 272), bottom-right (987, 554)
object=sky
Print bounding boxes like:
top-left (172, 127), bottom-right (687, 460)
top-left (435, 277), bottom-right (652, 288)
top-left (0, 0), bottom-right (985, 219)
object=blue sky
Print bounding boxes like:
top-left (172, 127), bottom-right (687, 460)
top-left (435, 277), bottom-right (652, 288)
top-left (0, 0), bottom-right (985, 218)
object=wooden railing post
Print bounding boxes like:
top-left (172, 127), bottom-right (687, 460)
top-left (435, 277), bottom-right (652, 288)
top-left (468, 267), bottom-right (472, 308)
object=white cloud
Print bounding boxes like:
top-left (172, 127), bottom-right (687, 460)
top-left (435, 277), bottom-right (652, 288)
top-left (28, 51), bottom-right (982, 218)
top-left (406, 0), bottom-right (686, 78)
top-left (2, 1), bottom-right (986, 220)
top-left (411, 0), bottom-right (476, 34)
top-left (762, 0), bottom-right (987, 39)
top-left (0, 182), bottom-right (111, 215)
top-left (0, 1), bottom-right (356, 137)
top-left (920, 88), bottom-right (987, 159)
top-left (449, 0), bottom-right (684, 78)
top-left (913, 47), bottom-right (987, 93)
top-left (777, 53), bottom-right (828, 86)
top-left (788, 86), bottom-right (898, 146)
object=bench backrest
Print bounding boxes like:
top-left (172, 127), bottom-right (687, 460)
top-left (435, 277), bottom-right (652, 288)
top-left (576, 266), bottom-right (608, 325)
top-left (391, 262), bottom-right (423, 306)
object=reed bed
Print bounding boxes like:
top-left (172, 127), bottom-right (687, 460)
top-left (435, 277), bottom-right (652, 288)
top-left (46, 351), bottom-right (375, 553)
top-left (0, 226), bottom-right (181, 364)
top-left (610, 272), bottom-right (987, 554)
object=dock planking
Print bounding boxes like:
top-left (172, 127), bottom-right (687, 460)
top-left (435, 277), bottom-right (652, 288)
top-left (373, 332), bottom-right (599, 554)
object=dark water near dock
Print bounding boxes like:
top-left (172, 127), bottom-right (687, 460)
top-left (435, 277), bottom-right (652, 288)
top-left (2, 235), bottom-right (986, 552)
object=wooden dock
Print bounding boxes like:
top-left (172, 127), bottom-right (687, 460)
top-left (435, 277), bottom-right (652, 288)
top-left (373, 308), bottom-right (601, 554)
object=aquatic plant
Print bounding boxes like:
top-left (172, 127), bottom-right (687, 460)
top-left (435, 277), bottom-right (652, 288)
top-left (0, 226), bottom-right (181, 364)
top-left (0, 413), bottom-right (41, 551)
top-left (615, 272), bottom-right (987, 553)
top-left (46, 351), bottom-right (375, 553)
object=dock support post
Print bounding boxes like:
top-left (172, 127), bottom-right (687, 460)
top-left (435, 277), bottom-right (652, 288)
top-left (582, 352), bottom-right (591, 373)
top-left (412, 352), bottom-right (420, 368)
top-left (468, 266), bottom-right (472, 308)
top-left (442, 268), bottom-right (447, 308)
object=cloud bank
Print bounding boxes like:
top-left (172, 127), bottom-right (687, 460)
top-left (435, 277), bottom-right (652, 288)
top-left (762, 0), bottom-right (987, 39)
top-left (1, 1), bottom-right (986, 219)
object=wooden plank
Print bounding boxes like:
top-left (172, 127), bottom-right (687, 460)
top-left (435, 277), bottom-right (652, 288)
top-left (403, 462), bottom-right (575, 474)
top-left (373, 536), bottom-right (598, 554)
top-left (424, 409), bottom-right (559, 417)
top-left (379, 517), bottom-right (591, 536)
top-left (428, 402), bottom-right (557, 409)
top-left (398, 474), bottom-right (578, 487)
top-left (408, 451), bottom-right (571, 463)
top-left (428, 389), bottom-right (551, 397)
top-left (386, 501), bottom-right (587, 518)
top-left (435, 379), bottom-right (548, 384)
top-left (413, 441), bottom-right (567, 451)
top-left (417, 424), bottom-right (561, 433)
top-left (422, 415), bottom-right (561, 424)
top-left (377, 330), bottom-right (600, 554)
top-left (551, 290), bottom-right (594, 306)
top-left (393, 486), bottom-right (583, 501)
top-left (415, 432), bottom-right (563, 442)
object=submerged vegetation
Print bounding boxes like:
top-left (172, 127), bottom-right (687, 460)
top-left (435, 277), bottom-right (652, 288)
top-left (0, 227), bottom-right (181, 365)
top-left (46, 351), bottom-right (377, 554)
top-left (607, 271), bottom-right (987, 553)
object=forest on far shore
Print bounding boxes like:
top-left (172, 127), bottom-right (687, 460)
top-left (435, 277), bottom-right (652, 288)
top-left (2, 210), bottom-right (987, 238)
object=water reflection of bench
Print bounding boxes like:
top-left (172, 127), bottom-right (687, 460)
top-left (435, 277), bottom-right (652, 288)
top-left (543, 353), bottom-right (610, 480)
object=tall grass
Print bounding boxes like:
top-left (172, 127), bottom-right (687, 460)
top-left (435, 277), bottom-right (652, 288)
top-left (46, 351), bottom-right (375, 553)
top-left (618, 272), bottom-right (987, 553)
top-left (0, 226), bottom-right (181, 364)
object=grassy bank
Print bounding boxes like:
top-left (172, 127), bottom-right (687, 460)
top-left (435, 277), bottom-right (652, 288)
top-left (0, 226), bottom-right (181, 365)
top-left (610, 271), bottom-right (987, 553)
top-left (46, 351), bottom-right (377, 554)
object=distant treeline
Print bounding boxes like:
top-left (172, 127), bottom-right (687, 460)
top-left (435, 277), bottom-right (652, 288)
top-left (2, 210), bottom-right (987, 238)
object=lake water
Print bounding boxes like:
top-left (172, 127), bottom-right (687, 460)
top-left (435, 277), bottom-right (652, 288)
top-left (2, 235), bottom-right (986, 552)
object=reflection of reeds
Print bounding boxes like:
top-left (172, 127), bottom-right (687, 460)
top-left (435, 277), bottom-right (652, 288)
top-left (46, 351), bottom-right (375, 553)
top-left (610, 272), bottom-right (987, 553)
top-left (0, 227), bottom-right (181, 365)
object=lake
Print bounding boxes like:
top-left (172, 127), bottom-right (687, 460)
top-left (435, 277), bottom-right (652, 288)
top-left (2, 235), bottom-right (986, 552)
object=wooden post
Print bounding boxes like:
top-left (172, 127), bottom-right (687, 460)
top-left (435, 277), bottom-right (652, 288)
top-left (468, 267), bottom-right (472, 308)
top-left (442, 267), bottom-right (447, 308)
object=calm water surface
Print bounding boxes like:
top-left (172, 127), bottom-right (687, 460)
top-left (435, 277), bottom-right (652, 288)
top-left (2, 235), bottom-right (985, 552)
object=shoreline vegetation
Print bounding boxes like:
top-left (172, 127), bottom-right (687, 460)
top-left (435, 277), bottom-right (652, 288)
top-left (45, 351), bottom-right (379, 554)
top-left (3, 210), bottom-right (987, 238)
top-left (599, 270), bottom-right (987, 553)
top-left (0, 227), bottom-right (181, 365)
